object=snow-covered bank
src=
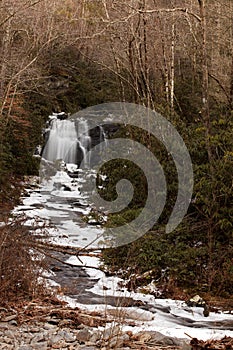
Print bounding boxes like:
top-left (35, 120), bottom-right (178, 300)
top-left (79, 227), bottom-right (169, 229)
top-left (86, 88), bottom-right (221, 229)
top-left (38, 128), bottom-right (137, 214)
top-left (12, 168), bottom-right (105, 248)
top-left (10, 169), bottom-right (233, 343)
top-left (59, 254), bottom-right (233, 342)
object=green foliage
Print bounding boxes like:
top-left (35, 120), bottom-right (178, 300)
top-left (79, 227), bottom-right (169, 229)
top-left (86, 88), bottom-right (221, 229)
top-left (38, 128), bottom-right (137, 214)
top-left (0, 46), bottom-right (121, 193)
top-left (101, 108), bottom-right (233, 296)
top-left (98, 124), bottom-right (178, 223)
top-left (0, 141), bottom-right (13, 185)
top-left (0, 34), bottom-right (231, 297)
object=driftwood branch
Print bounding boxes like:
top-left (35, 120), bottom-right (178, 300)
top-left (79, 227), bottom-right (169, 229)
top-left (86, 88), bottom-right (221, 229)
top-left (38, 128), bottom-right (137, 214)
top-left (30, 240), bottom-right (103, 270)
top-left (37, 246), bottom-right (102, 271)
top-left (31, 241), bottom-right (101, 255)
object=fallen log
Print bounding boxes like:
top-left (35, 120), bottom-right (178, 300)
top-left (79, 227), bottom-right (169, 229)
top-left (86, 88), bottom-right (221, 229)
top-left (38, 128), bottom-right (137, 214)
top-left (27, 240), bottom-right (102, 256)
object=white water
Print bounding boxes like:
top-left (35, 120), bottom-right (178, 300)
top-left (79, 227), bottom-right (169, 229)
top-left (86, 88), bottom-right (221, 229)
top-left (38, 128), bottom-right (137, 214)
top-left (10, 167), bottom-right (233, 342)
top-left (43, 116), bottom-right (93, 168)
top-left (99, 125), bottom-right (108, 152)
top-left (77, 118), bottom-right (91, 168)
top-left (43, 119), bottom-right (78, 163)
top-left (9, 114), bottom-right (233, 342)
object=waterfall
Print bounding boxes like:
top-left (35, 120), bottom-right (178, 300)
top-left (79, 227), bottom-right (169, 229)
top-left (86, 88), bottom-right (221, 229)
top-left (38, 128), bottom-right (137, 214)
top-left (43, 119), bottom-right (78, 164)
top-left (77, 119), bottom-right (91, 168)
top-left (99, 125), bottom-right (107, 152)
top-left (42, 114), bottom-right (106, 169)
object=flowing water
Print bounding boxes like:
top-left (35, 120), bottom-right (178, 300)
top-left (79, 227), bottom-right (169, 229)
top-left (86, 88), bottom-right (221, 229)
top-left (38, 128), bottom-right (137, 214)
top-left (12, 114), bottom-right (233, 341)
top-left (43, 119), bottom-right (78, 164)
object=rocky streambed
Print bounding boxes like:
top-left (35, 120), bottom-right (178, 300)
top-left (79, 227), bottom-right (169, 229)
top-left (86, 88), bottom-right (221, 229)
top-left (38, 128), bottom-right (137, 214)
top-left (9, 171), bottom-right (233, 347)
top-left (0, 320), bottom-right (188, 350)
top-left (0, 301), bottom-right (188, 350)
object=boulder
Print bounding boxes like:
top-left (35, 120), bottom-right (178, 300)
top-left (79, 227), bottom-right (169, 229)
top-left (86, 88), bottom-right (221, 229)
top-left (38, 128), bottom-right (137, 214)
top-left (186, 295), bottom-right (206, 307)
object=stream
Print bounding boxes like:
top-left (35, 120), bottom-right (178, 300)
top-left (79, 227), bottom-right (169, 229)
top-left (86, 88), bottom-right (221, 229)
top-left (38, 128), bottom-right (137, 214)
top-left (13, 164), bottom-right (233, 342)
top-left (9, 111), bottom-right (233, 341)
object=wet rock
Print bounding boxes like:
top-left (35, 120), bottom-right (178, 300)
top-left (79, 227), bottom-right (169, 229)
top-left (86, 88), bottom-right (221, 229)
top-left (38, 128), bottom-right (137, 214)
top-left (135, 331), bottom-right (188, 347)
top-left (89, 330), bottom-right (102, 343)
top-left (31, 342), bottom-right (48, 350)
top-left (61, 184), bottom-right (72, 191)
top-left (57, 112), bottom-right (68, 120)
top-left (187, 295), bottom-right (210, 317)
top-left (57, 329), bottom-right (76, 342)
top-left (203, 304), bottom-right (210, 317)
top-left (46, 317), bottom-right (60, 325)
top-left (0, 313), bottom-right (197, 350)
top-left (108, 332), bottom-right (129, 348)
top-left (187, 295), bottom-right (206, 307)
top-left (31, 333), bottom-right (46, 343)
top-left (48, 334), bottom-right (64, 346)
top-left (76, 328), bottom-right (92, 343)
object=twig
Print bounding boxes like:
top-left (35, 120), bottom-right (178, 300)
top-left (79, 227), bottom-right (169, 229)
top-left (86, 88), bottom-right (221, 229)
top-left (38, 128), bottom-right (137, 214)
top-left (184, 332), bottom-right (193, 338)
top-left (35, 246), bottom-right (102, 271)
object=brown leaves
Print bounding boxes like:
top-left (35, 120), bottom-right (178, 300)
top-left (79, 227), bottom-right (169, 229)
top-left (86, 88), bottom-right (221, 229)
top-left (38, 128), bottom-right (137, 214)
top-left (190, 336), bottom-right (233, 350)
top-left (0, 296), bottom-right (108, 328)
top-left (0, 216), bottom-right (48, 303)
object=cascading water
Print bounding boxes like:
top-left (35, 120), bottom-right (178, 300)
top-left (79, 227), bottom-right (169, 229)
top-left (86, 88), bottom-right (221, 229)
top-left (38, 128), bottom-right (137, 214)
top-left (15, 110), bottom-right (233, 338)
top-left (43, 118), bottom-right (78, 164)
top-left (42, 115), bottom-right (98, 168)
top-left (77, 118), bottom-right (91, 168)
top-left (38, 112), bottom-right (108, 248)
top-left (42, 114), bottom-right (108, 169)
top-left (99, 125), bottom-right (107, 152)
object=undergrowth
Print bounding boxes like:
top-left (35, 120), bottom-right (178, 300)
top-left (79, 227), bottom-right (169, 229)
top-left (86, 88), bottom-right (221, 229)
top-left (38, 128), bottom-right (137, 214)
top-left (0, 216), bottom-right (48, 305)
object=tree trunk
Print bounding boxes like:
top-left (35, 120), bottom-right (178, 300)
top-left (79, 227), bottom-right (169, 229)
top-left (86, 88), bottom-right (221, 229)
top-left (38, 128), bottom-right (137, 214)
top-left (229, 0), bottom-right (233, 109)
top-left (198, 0), bottom-right (215, 292)
top-left (170, 18), bottom-right (175, 116)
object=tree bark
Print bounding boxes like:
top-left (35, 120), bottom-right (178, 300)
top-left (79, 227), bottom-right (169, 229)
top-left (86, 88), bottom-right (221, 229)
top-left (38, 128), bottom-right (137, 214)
top-left (170, 3), bottom-right (175, 116)
top-left (198, 0), bottom-right (216, 292)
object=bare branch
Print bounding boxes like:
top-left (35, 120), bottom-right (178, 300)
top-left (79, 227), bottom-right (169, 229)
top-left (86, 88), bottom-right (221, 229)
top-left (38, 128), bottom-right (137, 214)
top-left (208, 73), bottom-right (231, 105)
top-left (0, 0), bottom-right (46, 28)
top-left (138, 7), bottom-right (201, 22)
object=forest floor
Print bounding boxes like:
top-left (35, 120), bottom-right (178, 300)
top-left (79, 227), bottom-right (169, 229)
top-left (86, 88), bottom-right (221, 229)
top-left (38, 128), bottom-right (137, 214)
top-left (0, 296), bottom-right (186, 350)
top-left (0, 296), bottom-right (233, 349)
top-left (0, 176), bottom-right (25, 222)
